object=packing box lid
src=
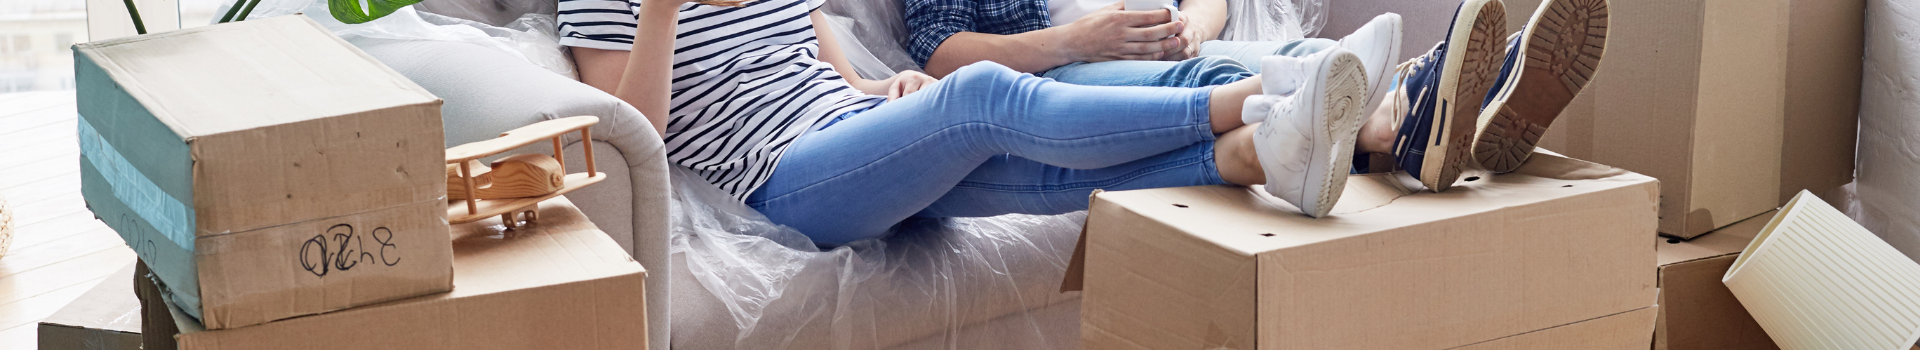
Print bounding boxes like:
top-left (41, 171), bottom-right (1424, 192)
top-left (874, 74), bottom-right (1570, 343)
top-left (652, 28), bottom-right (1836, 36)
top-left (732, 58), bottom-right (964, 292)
top-left (1658, 211), bottom-right (1771, 267)
top-left (71, 15), bottom-right (436, 139)
top-left (153, 197), bottom-right (647, 350)
top-left (1067, 153), bottom-right (1660, 349)
top-left (39, 263), bottom-right (142, 350)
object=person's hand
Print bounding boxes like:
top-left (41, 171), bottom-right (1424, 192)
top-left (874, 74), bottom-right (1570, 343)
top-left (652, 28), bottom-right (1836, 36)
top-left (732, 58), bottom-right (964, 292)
top-left (1160, 12), bottom-right (1208, 61)
top-left (886, 71), bottom-right (938, 100)
top-left (1058, 3), bottom-right (1186, 63)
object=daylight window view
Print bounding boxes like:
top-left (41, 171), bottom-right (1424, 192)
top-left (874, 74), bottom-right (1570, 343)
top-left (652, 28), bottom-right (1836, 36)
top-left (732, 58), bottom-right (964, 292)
top-left (0, 0), bottom-right (228, 93)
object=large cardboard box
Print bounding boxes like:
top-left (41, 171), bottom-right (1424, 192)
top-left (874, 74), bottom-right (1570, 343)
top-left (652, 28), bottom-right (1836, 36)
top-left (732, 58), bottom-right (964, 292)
top-left (1509, 0), bottom-right (1864, 238)
top-left (1653, 211), bottom-right (1778, 350)
top-left (73, 15), bottom-right (451, 329)
top-left (141, 197), bottom-right (649, 350)
top-left (39, 264), bottom-right (143, 350)
top-left (1064, 154), bottom-right (1660, 349)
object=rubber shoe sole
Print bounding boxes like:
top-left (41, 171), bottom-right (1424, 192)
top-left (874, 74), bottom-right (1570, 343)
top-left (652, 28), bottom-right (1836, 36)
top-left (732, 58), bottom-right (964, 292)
top-left (1473, 0), bottom-right (1609, 173)
top-left (1420, 0), bottom-right (1506, 192)
top-left (1305, 52), bottom-right (1370, 217)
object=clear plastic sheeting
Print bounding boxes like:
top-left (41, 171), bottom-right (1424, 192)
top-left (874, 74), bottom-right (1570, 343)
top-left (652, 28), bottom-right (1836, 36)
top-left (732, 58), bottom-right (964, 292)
top-left (1855, 0), bottom-right (1920, 261)
top-left (821, 0), bottom-right (920, 79)
top-left (234, 0), bottom-right (577, 79)
top-left (1221, 0), bottom-right (1327, 41)
top-left (666, 168), bottom-right (1085, 350)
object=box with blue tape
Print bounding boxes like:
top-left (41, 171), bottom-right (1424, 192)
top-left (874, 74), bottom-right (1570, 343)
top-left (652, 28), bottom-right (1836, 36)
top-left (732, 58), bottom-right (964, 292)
top-left (73, 15), bottom-right (451, 331)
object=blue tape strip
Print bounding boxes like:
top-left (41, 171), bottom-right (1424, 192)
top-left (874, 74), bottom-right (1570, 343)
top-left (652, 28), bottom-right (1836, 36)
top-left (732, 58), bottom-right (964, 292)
top-left (77, 113), bottom-right (195, 250)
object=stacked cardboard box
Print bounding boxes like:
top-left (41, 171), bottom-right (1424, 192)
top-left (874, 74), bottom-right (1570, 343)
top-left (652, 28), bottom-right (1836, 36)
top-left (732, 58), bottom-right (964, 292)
top-left (38, 264), bottom-right (143, 350)
top-left (1065, 154), bottom-right (1660, 349)
top-left (1500, 0), bottom-right (1864, 239)
top-left (73, 15), bottom-right (452, 330)
top-left (142, 197), bottom-right (650, 350)
top-left (1654, 211), bottom-right (1777, 349)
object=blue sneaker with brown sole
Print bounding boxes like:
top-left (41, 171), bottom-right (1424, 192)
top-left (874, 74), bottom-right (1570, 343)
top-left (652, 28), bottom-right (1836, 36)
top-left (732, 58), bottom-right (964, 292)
top-left (1387, 0), bottom-right (1506, 192)
top-left (1473, 0), bottom-right (1610, 173)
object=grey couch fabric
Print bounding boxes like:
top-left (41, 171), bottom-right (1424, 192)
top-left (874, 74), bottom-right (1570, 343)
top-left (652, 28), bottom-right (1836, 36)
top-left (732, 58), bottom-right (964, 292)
top-left (352, 38), bottom-right (673, 350)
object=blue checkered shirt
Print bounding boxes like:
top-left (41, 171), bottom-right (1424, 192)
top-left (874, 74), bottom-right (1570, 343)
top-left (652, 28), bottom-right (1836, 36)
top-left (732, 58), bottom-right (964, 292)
top-left (904, 0), bottom-right (1053, 66)
top-left (903, 0), bottom-right (1184, 67)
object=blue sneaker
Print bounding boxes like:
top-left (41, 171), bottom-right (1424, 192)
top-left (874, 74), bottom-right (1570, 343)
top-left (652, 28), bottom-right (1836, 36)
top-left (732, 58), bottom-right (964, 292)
top-left (1386, 0), bottom-right (1506, 192)
top-left (1473, 0), bottom-right (1610, 173)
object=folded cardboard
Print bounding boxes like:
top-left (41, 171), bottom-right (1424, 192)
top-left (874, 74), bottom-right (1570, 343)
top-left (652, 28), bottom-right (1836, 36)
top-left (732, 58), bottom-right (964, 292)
top-left (39, 263), bottom-right (142, 350)
top-left (1654, 210), bottom-right (1777, 350)
top-left (1456, 307), bottom-right (1657, 350)
top-left (1507, 0), bottom-right (1864, 238)
top-left (1065, 154), bottom-right (1659, 349)
top-left (73, 15), bottom-right (451, 329)
top-left (143, 197), bottom-right (649, 350)
top-left (1724, 191), bottom-right (1920, 350)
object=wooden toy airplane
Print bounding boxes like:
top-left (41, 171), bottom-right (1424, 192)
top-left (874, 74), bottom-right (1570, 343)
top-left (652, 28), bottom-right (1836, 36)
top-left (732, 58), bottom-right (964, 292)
top-left (444, 116), bottom-right (606, 227)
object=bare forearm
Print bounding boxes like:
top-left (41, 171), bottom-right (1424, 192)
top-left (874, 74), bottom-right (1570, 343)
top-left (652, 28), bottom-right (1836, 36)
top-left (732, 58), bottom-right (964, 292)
top-left (922, 29), bottom-right (1077, 78)
top-left (1181, 0), bottom-right (1226, 41)
top-left (614, 4), bottom-right (682, 136)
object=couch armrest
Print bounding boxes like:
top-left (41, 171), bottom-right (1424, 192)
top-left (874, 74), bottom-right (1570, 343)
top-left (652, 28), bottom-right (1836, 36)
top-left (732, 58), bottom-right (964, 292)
top-left (353, 38), bottom-right (671, 350)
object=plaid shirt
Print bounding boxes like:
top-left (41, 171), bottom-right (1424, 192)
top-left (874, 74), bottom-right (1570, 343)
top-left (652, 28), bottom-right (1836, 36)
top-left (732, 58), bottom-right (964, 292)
top-left (902, 0), bottom-right (1184, 67)
top-left (903, 0), bottom-right (1054, 66)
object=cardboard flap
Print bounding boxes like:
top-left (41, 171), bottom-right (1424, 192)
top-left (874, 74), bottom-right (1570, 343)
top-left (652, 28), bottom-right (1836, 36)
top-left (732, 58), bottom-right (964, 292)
top-left (1060, 153), bottom-right (1642, 292)
top-left (71, 15), bottom-right (437, 139)
top-left (1656, 209), bottom-right (1772, 267)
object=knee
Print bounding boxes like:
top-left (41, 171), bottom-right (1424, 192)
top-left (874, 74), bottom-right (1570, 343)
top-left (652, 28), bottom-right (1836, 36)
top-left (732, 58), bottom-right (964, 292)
top-left (1183, 56), bottom-right (1254, 85)
top-left (942, 62), bottom-right (1022, 91)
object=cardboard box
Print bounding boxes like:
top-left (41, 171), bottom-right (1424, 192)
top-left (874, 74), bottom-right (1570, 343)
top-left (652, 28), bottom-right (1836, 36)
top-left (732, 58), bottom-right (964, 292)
top-left (1510, 0), bottom-right (1864, 239)
top-left (73, 15), bottom-right (451, 329)
top-left (39, 263), bottom-right (143, 350)
top-left (142, 197), bottom-right (649, 350)
top-left (1456, 307), bottom-right (1657, 350)
top-left (1064, 154), bottom-right (1659, 349)
top-left (1654, 211), bottom-right (1778, 350)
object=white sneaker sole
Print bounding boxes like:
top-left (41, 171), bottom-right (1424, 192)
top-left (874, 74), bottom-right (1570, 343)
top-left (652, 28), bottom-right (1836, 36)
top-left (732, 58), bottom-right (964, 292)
top-left (1473, 0), bottom-right (1609, 173)
top-left (1419, 0), bottom-right (1505, 192)
top-left (1299, 52), bottom-right (1369, 217)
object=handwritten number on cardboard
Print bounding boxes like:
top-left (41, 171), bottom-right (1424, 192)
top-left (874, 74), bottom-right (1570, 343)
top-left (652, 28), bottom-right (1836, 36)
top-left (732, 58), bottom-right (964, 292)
top-left (300, 224), bottom-right (401, 277)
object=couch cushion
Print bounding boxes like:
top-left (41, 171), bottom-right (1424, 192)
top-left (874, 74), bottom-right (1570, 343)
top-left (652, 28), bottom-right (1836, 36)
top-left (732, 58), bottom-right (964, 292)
top-left (415, 0), bottom-right (557, 26)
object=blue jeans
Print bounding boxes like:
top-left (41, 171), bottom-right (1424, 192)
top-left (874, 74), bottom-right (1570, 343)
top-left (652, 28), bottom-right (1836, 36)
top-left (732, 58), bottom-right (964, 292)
top-left (746, 62), bottom-right (1227, 245)
top-left (1041, 38), bottom-right (1340, 87)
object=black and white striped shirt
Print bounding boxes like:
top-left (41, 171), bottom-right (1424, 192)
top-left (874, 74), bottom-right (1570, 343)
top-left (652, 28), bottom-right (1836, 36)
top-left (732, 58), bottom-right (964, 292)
top-left (559, 0), bottom-right (885, 200)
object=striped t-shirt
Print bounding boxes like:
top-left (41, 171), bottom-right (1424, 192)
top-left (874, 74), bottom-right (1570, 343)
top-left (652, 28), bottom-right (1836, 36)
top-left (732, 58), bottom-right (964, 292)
top-left (558, 0), bottom-right (886, 200)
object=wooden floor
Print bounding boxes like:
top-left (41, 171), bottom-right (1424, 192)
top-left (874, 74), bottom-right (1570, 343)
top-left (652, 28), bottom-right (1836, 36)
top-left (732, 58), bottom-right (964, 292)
top-left (0, 90), bottom-right (136, 349)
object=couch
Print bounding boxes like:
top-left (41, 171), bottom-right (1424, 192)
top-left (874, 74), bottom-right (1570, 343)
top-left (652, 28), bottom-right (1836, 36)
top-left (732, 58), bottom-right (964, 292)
top-left (360, 0), bottom-right (1451, 348)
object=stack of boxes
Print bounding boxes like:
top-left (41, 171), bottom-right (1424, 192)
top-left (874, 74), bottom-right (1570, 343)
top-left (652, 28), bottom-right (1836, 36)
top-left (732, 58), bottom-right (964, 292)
top-left (1072, 0), bottom-right (1865, 347)
top-left (71, 16), bottom-right (648, 350)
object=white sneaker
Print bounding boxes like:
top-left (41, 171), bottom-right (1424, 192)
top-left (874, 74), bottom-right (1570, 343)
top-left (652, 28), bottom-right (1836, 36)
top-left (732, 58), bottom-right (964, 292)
top-left (1340, 13), bottom-right (1404, 118)
top-left (1245, 14), bottom-right (1399, 124)
top-left (1253, 48), bottom-right (1368, 217)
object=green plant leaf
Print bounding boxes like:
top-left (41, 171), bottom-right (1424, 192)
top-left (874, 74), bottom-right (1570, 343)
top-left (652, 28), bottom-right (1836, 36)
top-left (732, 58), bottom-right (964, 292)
top-left (329, 0), bottom-right (422, 24)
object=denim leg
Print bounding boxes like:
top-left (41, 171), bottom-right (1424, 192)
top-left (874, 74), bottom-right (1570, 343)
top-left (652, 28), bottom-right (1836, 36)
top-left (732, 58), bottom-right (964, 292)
top-left (1042, 56), bottom-right (1255, 87)
top-left (1197, 38), bottom-right (1340, 73)
top-left (914, 144), bottom-right (1224, 218)
top-left (745, 62), bottom-right (1221, 245)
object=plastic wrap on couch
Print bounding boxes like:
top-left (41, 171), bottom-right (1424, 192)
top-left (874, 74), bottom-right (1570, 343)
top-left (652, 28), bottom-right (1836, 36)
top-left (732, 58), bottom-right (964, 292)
top-left (1856, 0), bottom-right (1920, 261)
top-left (667, 168), bottom-right (1085, 350)
top-left (237, 0), bottom-right (576, 79)
top-left (1220, 0), bottom-right (1325, 41)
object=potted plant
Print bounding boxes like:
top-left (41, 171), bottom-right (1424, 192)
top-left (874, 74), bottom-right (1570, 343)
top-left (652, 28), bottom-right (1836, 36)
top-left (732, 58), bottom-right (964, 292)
top-left (120, 0), bottom-right (420, 34)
